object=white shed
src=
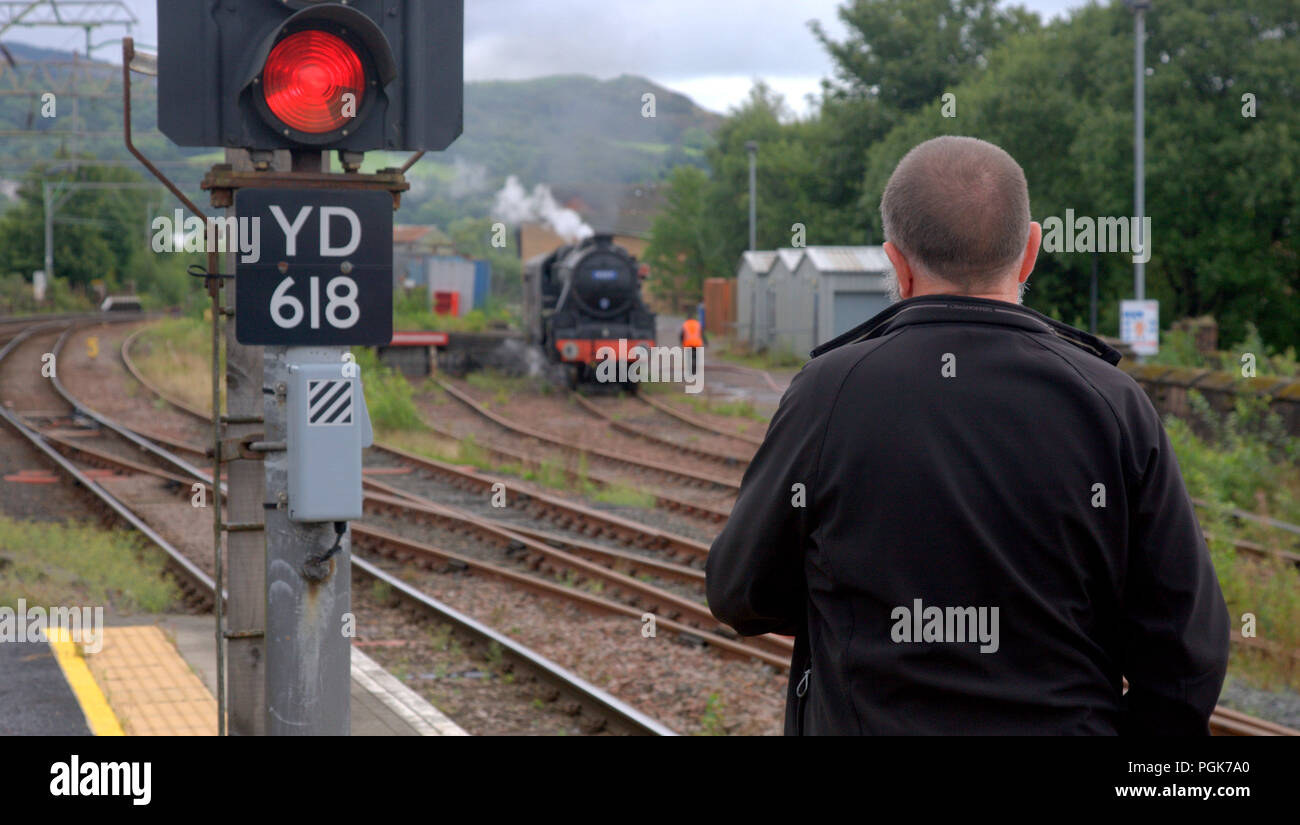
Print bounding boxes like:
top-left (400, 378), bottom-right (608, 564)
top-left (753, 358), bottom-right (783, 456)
top-left (766, 248), bottom-right (815, 356)
top-left (735, 250), bottom-right (776, 348)
top-left (795, 246), bottom-right (894, 348)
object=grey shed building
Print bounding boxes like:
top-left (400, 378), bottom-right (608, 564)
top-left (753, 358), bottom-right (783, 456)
top-left (798, 246), bottom-right (894, 346)
top-left (735, 245), bottom-right (893, 356)
top-left (735, 250), bottom-right (776, 346)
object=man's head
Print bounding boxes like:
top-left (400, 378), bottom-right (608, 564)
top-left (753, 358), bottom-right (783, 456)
top-left (880, 136), bottom-right (1042, 304)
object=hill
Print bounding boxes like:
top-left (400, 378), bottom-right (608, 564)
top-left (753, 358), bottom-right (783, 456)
top-left (0, 43), bottom-right (722, 222)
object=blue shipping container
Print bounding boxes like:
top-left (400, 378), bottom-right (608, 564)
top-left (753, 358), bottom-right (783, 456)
top-left (472, 260), bottom-right (491, 310)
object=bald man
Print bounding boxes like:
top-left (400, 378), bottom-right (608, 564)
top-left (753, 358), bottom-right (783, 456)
top-left (706, 136), bottom-right (1229, 735)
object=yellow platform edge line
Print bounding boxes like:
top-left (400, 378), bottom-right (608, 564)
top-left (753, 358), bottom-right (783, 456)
top-left (49, 627), bottom-right (124, 737)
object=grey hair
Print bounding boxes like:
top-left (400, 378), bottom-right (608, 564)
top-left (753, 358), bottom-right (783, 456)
top-left (881, 136), bottom-right (1031, 292)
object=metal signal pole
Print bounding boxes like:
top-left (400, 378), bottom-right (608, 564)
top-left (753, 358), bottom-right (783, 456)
top-left (222, 148), bottom-right (267, 736)
top-left (261, 149), bottom-right (352, 737)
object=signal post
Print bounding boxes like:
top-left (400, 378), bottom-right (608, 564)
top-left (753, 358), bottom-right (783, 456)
top-left (149, 0), bottom-right (464, 735)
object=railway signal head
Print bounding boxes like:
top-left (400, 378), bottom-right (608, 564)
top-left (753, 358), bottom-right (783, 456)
top-left (157, 1), bottom-right (463, 153)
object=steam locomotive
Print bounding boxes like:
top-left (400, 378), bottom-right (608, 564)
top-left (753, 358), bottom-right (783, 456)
top-left (523, 234), bottom-right (657, 388)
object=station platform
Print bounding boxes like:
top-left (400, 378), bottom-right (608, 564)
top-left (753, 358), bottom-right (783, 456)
top-left (0, 615), bottom-right (467, 736)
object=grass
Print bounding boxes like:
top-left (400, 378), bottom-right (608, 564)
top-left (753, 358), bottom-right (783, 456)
top-left (1150, 321), bottom-right (1299, 378)
top-left (380, 430), bottom-right (525, 477)
top-left (0, 517), bottom-right (179, 614)
top-left (589, 484), bottom-right (657, 508)
top-left (393, 291), bottom-right (518, 334)
top-left (1202, 507), bottom-right (1300, 689)
top-left (1169, 393), bottom-right (1300, 524)
top-left (696, 693), bottom-right (728, 736)
top-left (464, 368), bottom-right (548, 398)
top-left (711, 336), bottom-right (805, 371)
top-left (139, 319), bottom-right (662, 512)
top-left (684, 394), bottom-right (769, 423)
top-left (370, 578), bottom-right (393, 606)
top-left (133, 317), bottom-right (223, 414)
top-left (134, 320), bottom-right (427, 433)
top-left (350, 348), bottom-right (423, 431)
top-left (1166, 392), bottom-right (1300, 689)
top-left (642, 379), bottom-right (770, 423)
top-left (379, 427), bottom-right (657, 511)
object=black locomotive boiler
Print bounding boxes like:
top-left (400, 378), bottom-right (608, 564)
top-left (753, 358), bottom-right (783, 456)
top-left (523, 234), bottom-right (657, 388)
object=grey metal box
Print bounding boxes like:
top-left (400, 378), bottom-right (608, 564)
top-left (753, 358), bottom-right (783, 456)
top-left (287, 362), bottom-right (373, 522)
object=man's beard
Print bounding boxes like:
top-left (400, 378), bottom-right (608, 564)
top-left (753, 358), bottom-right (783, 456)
top-left (887, 271), bottom-right (904, 304)
top-left (886, 271), bottom-right (1028, 305)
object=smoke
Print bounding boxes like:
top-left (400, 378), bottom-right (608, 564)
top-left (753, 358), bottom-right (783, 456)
top-left (491, 175), bottom-right (594, 242)
top-left (495, 337), bottom-right (559, 380)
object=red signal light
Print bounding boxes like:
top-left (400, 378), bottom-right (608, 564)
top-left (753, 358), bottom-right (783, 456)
top-left (261, 30), bottom-right (365, 134)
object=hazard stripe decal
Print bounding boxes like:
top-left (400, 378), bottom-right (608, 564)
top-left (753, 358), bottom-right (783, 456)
top-left (307, 379), bottom-right (353, 426)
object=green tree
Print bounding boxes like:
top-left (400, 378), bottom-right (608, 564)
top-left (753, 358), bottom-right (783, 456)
top-left (644, 165), bottom-right (728, 309)
top-left (646, 0), bottom-right (1041, 300)
top-left (0, 160), bottom-right (165, 293)
top-left (856, 0), bottom-right (1300, 346)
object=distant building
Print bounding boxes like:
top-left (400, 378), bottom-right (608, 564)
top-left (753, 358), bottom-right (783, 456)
top-left (393, 225), bottom-right (491, 316)
top-left (393, 225), bottom-right (455, 289)
top-left (734, 246), bottom-right (893, 355)
top-left (735, 250), bottom-right (776, 345)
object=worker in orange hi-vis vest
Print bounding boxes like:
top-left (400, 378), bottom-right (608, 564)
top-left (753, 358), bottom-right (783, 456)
top-left (680, 317), bottom-right (707, 376)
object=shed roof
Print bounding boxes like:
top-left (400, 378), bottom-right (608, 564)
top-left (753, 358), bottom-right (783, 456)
top-left (394, 224), bottom-right (453, 251)
top-left (774, 248), bottom-right (804, 272)
top-left (738, 250), bottom-right (776, 275)
top-left (802, 246), bottom-right (891, 273)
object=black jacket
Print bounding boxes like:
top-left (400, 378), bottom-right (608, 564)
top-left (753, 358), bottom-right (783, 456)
top-left (706, 295), bottom-right (1229, 735)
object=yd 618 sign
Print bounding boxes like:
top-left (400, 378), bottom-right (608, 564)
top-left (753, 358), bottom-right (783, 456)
top-left (235, 189), bottom-right (393, 346)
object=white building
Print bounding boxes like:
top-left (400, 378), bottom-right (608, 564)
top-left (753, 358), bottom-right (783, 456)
top-left (735, 246), bottom-right (893, 355)
top-left (798, 246), bottom-right (894, 345)
top-left (735, 250), bottom-right (775, 346)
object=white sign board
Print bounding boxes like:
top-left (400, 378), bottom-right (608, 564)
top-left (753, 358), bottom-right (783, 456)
top-left (1120, 299), bottom-right (1159, 356)
top-left (32, 270), bottom-right (46, 303)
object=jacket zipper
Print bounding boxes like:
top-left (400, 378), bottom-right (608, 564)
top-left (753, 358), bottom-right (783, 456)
top-left (795, 665), bottom-right (811, 735)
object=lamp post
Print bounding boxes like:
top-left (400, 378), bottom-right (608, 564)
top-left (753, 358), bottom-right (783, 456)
top-left (745, 140), bottom-right (758, 251)
top-left (1125, 0), bottom-right (1151, 302)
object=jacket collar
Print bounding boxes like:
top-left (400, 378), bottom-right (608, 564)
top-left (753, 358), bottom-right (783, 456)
top-left (809, 294), bottom-right (1122, 365)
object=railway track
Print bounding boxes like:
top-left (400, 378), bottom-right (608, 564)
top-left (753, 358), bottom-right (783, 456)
top-left (109, 317), bottom-right (1300, 736)
top-left (596, 369), bottom-right (1300, 571)
top-left (122, 328), bottom-right (732, 526)
top-left (430, 374), bottom-right (743, 495)
top-left (4, 317), bottom-right (679, 736)
top-left (122, 330), bottom-right (716, 562)
top-left (119, 327), bottom-right (790, 666)
top-left (570, 390), bottom-right (753, 469)
top-left (0, 318), bottom-right (215, 606)
top-left (635, 391), bottom-right (765, 448)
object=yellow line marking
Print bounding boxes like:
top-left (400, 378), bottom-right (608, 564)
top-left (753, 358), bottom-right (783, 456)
top-left (49, 627), bottom-right (124, 737)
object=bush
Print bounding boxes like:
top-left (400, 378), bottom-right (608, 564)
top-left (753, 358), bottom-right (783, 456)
top-left (1166, 392), bottom-right (1300, 524)
top-left (351, 347), bottom-right (422, 431)
top-left (0, 273), bottom-right (94, 314)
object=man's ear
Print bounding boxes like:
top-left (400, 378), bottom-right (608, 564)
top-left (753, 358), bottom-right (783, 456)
top-left (1017, 221), bottom-right (1042, 284)
top-left (883, 241), bottom-right (915, 299)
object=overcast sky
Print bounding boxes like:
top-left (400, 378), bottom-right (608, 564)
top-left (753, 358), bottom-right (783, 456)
top-left (4, 0), bottom-right (1089, 115)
